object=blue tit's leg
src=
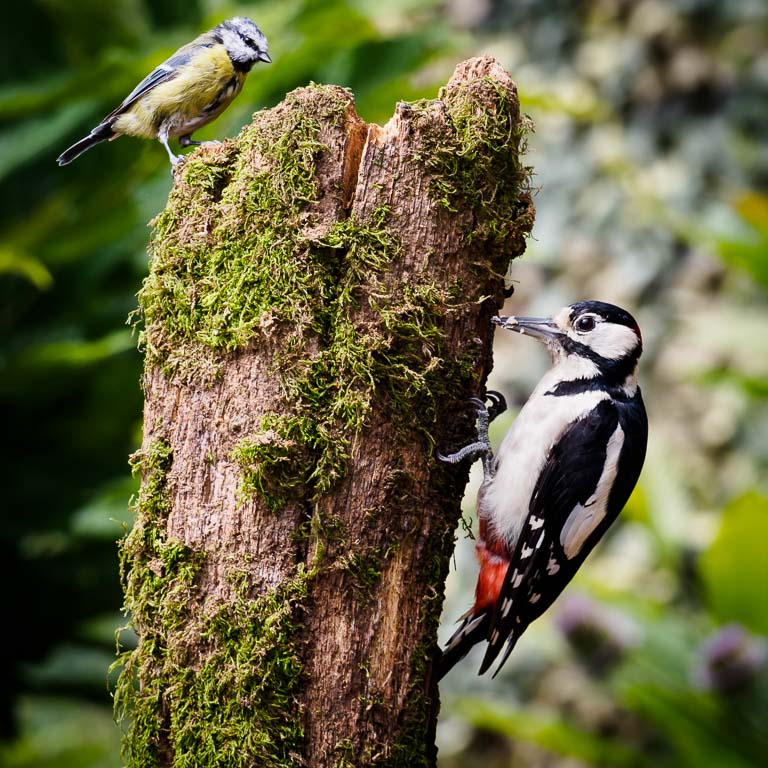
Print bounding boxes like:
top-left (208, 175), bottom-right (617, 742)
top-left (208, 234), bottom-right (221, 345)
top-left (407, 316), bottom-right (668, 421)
top-left (179, 135), bottom-right (222, 148)
top-left (158, 126), bottom-right (182, 167)
top-left (437, 396), bottom-right (496, 476)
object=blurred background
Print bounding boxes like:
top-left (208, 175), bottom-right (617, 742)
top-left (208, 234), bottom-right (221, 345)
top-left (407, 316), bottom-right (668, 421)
top-left (1, 0), bottom-right (766, 765)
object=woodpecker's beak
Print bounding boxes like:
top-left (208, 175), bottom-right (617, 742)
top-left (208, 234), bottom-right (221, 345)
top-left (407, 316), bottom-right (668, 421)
top-left (493, 314), bottom-right (562, 342)
top-left (258, 51), bottom-right (272, 63)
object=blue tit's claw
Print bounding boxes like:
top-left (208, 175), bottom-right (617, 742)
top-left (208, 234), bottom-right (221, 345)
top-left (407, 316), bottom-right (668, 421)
top-left (169, 154), bottom-right (185, 176)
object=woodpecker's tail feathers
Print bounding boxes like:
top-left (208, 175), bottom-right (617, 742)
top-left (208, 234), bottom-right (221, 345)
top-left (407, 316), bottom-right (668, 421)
top-left (491, 633), bottom-right (521, 678)
top-left (57, 124), bottom-right (115, 166)
top-left (480, 629), bottom-right (521, 678)
top-left (436, 612), bottom-right (490, 681)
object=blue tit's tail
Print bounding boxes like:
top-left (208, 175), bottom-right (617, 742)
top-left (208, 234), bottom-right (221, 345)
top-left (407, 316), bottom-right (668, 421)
top-left (57, 123), bottom-right (115, 166)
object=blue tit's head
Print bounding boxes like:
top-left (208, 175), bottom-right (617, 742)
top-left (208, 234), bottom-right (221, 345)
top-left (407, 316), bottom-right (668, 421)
top-left (217, 17), bottom-right (271, 71)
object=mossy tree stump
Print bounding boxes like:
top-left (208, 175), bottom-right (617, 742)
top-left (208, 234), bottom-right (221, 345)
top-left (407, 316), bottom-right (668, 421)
top-left (116, 56), bottom-right (534, 767)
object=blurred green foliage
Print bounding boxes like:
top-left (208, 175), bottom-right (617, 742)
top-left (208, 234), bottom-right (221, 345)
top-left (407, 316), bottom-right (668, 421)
top-left (700, 492), bottom-right (768, 635)
top-left (1, 0), bottom-right (766, 765)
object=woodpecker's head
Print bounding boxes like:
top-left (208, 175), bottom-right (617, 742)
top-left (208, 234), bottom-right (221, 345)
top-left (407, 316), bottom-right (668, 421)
top-left (218, 17), bottom-right (271, 70)
top-left (494, 301), bottom-right (643, 386)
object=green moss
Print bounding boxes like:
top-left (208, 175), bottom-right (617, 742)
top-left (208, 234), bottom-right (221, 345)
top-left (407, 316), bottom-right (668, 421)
top-left (160, 570), bottom-right (309, 767)
top-left (114, 439), bottom-right (207, 763)
top-left (114, 439), bottom-right (311, 766)
top-left (118, 440), bottom-right (204, 635)
top-left (332, 738), bottom-right (357, 768)
top-left (337, 549), bottom-right (384, 597)
top-left (115, 571), bottom-right (310, 768)
top-left (135, 86), bottom-right (352, 375)
top-left (412, 76), bottom-right (534, 251)
top-left (232, 412), bottom-right (343, 512)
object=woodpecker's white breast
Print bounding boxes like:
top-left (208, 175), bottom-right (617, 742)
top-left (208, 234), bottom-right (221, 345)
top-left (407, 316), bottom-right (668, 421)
top-left (480, 361), bottom-right (609, 547)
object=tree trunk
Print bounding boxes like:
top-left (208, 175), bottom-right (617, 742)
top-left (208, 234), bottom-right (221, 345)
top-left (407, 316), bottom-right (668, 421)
top-left (115, 56), bottom-right (534, 767)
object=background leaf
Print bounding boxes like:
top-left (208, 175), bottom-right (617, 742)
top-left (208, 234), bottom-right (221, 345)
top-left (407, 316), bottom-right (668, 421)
top-left (699, 493), bottom-right (768, 635)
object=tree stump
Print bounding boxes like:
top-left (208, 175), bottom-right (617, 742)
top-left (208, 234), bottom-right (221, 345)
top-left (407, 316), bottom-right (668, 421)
top-left (115, 55), bottom-right (534, 767)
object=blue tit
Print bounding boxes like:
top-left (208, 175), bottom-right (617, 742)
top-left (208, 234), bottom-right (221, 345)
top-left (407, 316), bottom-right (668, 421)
top-left (57, 17), bottom-right (271, 167)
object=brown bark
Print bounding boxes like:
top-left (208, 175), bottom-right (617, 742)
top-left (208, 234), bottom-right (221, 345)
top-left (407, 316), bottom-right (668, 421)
top-left (119, 56), bottom-right (534, 767)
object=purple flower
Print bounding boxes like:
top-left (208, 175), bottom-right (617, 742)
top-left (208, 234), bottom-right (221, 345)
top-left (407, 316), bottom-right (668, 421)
top-left (692, 623), bottom-right (767, 693)
top-left (555, 594), bottom-right (639, 676)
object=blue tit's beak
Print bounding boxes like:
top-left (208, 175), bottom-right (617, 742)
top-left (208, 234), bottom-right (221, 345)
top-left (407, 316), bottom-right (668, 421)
top-left (493, 315), bottom-right (561, 342)
top-left (258, 51), bottom-right (272, 64)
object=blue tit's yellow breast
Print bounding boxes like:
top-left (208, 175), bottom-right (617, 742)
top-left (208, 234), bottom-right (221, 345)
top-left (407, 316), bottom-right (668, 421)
top-left (114, 44), bottom-right (246, 139)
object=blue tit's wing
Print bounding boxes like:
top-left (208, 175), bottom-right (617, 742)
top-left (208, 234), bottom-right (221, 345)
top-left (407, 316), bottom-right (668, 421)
top-left (103, 43), bottom-right (198, 121)
top-left (478, 398), bottom-right (622, 676)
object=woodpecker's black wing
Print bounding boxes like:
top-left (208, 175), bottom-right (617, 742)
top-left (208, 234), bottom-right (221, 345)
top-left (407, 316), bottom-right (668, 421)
top-left (479, 398), bottom-right (628, 675)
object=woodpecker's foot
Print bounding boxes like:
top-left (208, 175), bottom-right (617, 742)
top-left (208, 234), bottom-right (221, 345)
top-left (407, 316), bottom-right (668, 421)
top-left (437, 395), bottom-right (498, 468)
top-left (436, 440), bottom-right (490, 466)
top-left (486, 390), bottom-right (507, 423)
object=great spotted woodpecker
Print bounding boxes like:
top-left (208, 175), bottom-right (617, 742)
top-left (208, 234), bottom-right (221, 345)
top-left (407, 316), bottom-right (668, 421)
top-left (438, 301), bottom-right (648, 679)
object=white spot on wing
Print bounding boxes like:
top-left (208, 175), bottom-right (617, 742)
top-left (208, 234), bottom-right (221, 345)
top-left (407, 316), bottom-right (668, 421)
top-left (530, 593), bottom-right (541, 603)
top-left (546, 557), bottom-right (560, 575)
top-left (560, 424), bottom-right (625, 559)
top-left (521, 545), bottom-right (534, 558)
top-left (529, 515), bottom-right (544, 529)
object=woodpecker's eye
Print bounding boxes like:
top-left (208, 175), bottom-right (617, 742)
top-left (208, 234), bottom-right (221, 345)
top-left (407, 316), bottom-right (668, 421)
top-left (574, 315), bottom-right (597, 332)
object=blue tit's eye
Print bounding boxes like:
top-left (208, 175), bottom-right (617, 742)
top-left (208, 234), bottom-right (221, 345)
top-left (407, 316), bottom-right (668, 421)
top-left (574, 315), bottom-right (596, 332)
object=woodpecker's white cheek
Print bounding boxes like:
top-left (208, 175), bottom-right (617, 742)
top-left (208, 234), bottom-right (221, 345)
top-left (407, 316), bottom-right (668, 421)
top-left (560, 423), bottom-right (625, 559)
top-left (586, 324), bottom-right (638, 360)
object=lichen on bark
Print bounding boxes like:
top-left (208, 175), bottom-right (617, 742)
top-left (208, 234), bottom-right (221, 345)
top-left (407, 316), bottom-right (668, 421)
top-left (118, 56), bottom-right (534, 766)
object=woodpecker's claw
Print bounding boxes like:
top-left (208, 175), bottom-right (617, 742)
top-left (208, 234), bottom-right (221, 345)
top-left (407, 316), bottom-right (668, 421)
top-left (485, 390), bottom-right (507, 422)
top-left (437, 393), bottom-right (499, 473)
